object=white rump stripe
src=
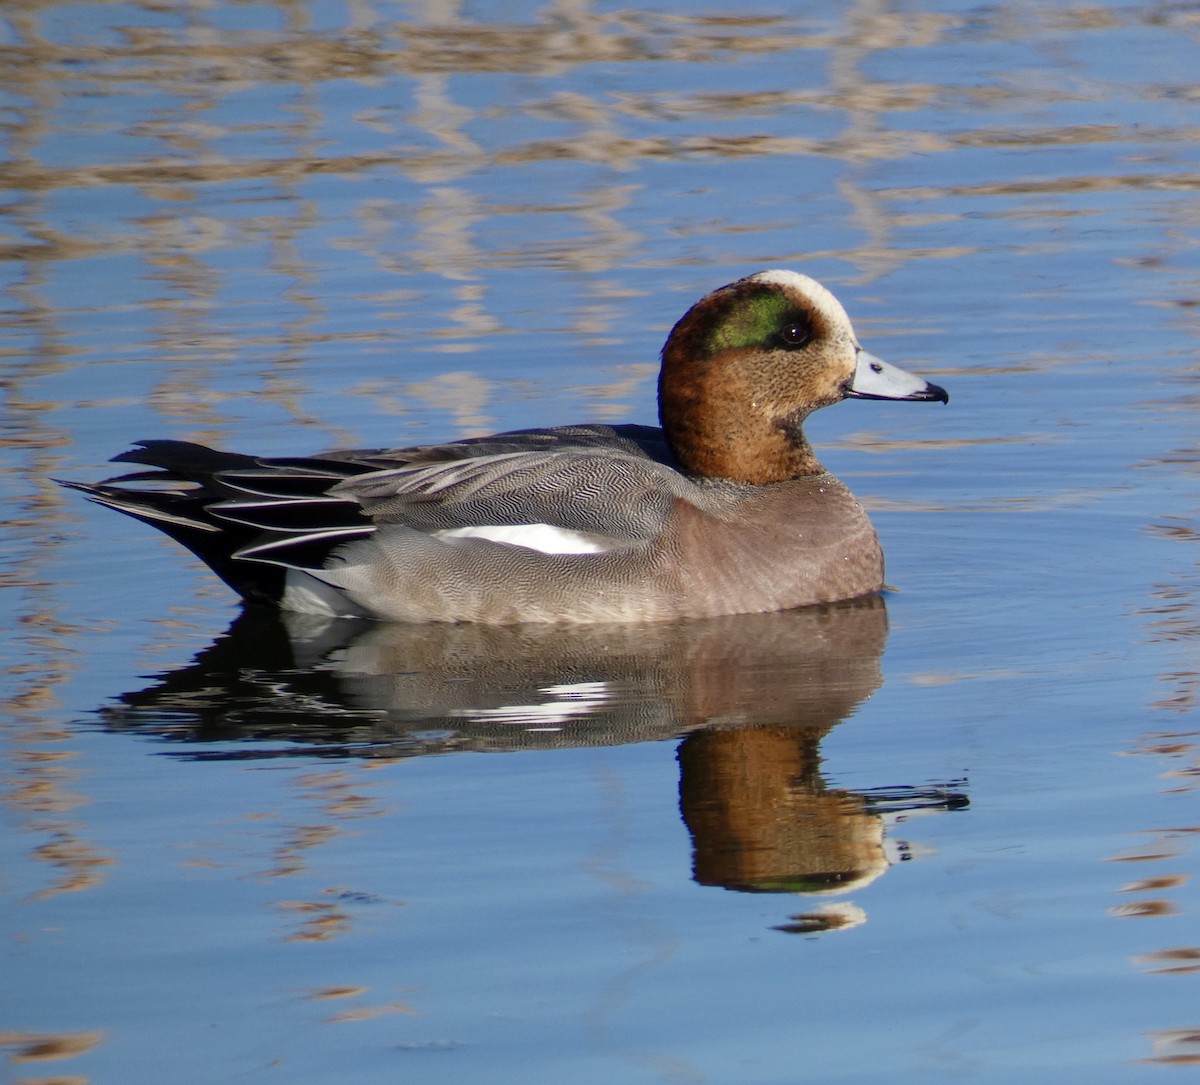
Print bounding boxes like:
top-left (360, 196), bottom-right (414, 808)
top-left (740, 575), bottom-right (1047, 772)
top-left (433, 524), bottom-right (620, 555)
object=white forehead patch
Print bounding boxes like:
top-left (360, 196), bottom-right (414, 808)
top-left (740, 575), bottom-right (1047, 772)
top-left (748, 268), bottom-right (854, 334)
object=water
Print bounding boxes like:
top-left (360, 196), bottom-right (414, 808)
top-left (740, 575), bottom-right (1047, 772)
top-left (4, 0), bottom-right (1200, 1080)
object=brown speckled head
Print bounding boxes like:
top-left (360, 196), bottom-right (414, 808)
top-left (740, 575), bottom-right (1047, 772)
top-left (658, 270), bottom-right (865, 484)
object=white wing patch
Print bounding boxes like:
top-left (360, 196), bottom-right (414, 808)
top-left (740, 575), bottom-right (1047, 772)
top-left (432, 523), bottom-right (624, 554)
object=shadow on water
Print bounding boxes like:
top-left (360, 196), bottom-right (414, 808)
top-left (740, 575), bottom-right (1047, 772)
top-left (96, 595), bottom-right (967, 931)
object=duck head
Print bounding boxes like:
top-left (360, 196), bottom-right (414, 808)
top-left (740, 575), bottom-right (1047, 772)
top-left (659, 269), bottom-right (948, 484)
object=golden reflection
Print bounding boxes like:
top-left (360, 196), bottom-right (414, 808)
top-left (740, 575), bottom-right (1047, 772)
top-left (1111, 899), bottom-right (1179, 918)
top-left (880, 172), bottom-right (1200, 203)
top-left (277, 896), bottom-right (353, 942)
top-left (1140, 520), bottom-right (1200, 712)
top-left (1125, 730), bottom-right (1200, 788)
top-left (1134, 948), bottom-right (1200, 975)
top-left (1110, 736), bottom-right (1200, 1061)
top-left (11, 1077), bottom-right (89, 1085)
top-left (276, 883), bottom-right (404, 943)
top-left (324, 1000), bottom-right (417, 1023)
top-left (0, 230), bottom-right (112, 899)
top-left (0, 1029), bottom-right (104, 1064)
top-left (1120, 874), bottom-right (1189, 893)
top-left (14, 1077), bottom-right (89, 1085)
top-left (1142, 1028), bottom-right (1200, 1066)
top-left (257, 767), bottom-right (392, 941)
top-left (304, 985), bottom-right (369, 1000)
top-left (299, 982), bottom-right (420, 1032)
top-left (2, 736), bottom-right (115, 899)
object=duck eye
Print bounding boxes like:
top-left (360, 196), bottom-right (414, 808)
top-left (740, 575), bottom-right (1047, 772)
top-left (780, 319), bottom-right (812, 347)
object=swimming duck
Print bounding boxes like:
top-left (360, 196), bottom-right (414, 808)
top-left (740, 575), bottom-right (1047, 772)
top-left (64, 270), bottom-right (947, 624)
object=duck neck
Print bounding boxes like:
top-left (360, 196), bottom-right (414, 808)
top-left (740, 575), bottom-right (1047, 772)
top-left (660, 380), bottom-right (825, 484)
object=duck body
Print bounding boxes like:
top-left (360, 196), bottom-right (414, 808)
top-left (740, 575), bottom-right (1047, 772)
top-left (65, 270), bottom-right (947, 624)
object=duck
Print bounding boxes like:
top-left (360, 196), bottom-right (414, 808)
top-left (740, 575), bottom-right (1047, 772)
top-left (63, 270), bottom-right (947, 624)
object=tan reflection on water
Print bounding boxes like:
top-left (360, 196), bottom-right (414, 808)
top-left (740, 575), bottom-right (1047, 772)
top-left (0, 682), bottom-right (116, 900)
top-left (1111, 734), bottom-right (1200, 1062)
top-left (301, 984), bottom-right (421, 1024)
top-left (0, 1027), bottom-right (104, 1072)
top-left (1142, 1028), bottom-right (1200, 1067)
top-left (322, 999), bottom-right (417, 1023)
top-left (1134, 947), bottom-right (1200, 975)
top-left (257, 767), bottom-right (397, 942)
top-left (1140, 520), bottom-right (1200, 712)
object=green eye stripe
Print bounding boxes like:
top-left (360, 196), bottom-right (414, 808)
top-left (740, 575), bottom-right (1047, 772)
top-left (704, 291), bottom-right (794, 356)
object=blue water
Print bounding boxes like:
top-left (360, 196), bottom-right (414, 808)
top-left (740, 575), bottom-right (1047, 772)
top-left (4, 1), bottom-right (1200, 1081)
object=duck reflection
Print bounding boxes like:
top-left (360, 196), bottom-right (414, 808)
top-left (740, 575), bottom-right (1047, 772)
top-left (681, 728), bottom-right (966, 932)
top-left (102, 596), bottom-right (966, 927)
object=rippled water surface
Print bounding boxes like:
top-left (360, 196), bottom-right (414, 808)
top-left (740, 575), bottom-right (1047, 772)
top-left (5, 1), bottom-right (1200, 1081)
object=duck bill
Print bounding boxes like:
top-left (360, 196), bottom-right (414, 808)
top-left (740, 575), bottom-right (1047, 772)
top-left (846, 350), bottom-right (949, 403)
